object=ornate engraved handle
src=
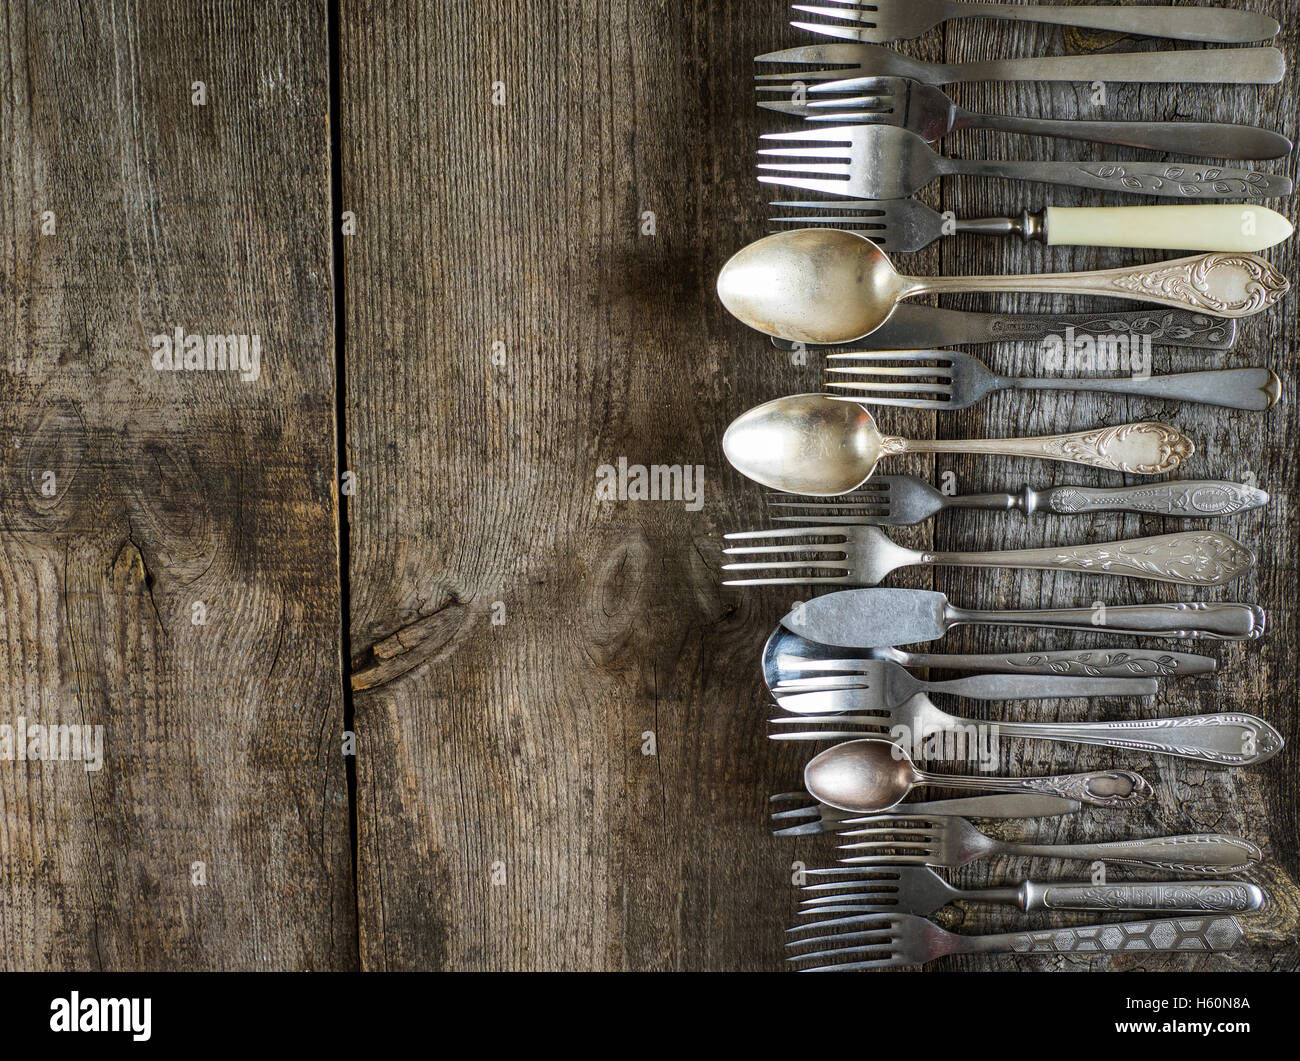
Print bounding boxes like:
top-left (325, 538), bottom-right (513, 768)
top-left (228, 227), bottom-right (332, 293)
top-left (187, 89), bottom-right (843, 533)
top-left (1031, 480), bottom-right (1269, 518)
top-left (972, 308), bottom-right (1236, 348)
top-left (913, 768), bottom-right (1153, 808)
top-left (1022, 881), bottom-right (1266, 914)
top-left (967, 916), bottom-right (1245, 957)
top-left (1003, 834), bottom-right (1262, 873)
top-left (912, 253), bottom-right (1290, 319)
top-left (953, 158), bottom-right (1291, 200)
top-left (955, 601), bottom-right (1266, 640)
top-left (925, 530), bottom-right (1254, 586)
top-left (977, 713), bottom-right (1284, 766)
top-left (904, 648), bottom-right (1218, 678)
top-left (902, 421), bottom-right (1194, 474)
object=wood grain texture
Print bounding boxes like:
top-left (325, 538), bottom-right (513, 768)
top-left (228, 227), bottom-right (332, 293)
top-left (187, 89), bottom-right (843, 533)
top-left (0, 1), bottom-right (354, 969)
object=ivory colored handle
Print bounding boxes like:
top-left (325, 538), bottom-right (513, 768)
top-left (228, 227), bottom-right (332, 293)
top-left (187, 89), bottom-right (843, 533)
top-left (1044, 204), bottom-right (1293, 252)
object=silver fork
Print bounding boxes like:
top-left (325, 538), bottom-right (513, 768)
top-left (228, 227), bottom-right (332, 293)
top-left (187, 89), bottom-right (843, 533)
top-left (758, 124), bottom-right (1291, 200)
top-left (769, 692), bottom-right (1285, 766)
top-left (764, 477), bottom-right (1270, 527)
top-left (825, 351), bottom-right (1281, 411)
top-left (767, 198), bottom-right (1033, 252)
top-left (722, 525), bottom-right (1254, 587)
top-left (789, 0), bottom-right (1279, 45)
top-left (758, 75), bottom-right (1291, 159)
top-left (797, 866), bottom-right (1267, 917)
top-left (786, 911), bottom-right (1246, 970)
top-left (834, 815), bottom-right (1263, 873)
top-left (770, 793), bottom-right (1081, 836)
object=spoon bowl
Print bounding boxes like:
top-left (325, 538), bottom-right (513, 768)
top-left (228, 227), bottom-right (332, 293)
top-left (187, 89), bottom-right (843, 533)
top-left (804, 739), bottom-right (918, 813)
top-left (722, 392), bottom-right (884, 495)
top-left (716, 229), bottom-right (901, 344)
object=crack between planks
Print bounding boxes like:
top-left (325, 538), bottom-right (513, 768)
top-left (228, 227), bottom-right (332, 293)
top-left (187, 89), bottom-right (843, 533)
top-left (326, 0), bottom-right (362, 968)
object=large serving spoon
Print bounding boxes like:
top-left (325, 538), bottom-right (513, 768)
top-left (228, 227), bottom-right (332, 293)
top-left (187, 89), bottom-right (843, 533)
top-left (716, 228), bottom-right (1290, 345)
top-left (724, 393), bottom-right (1192, 494)
top-left (803, 738), bottom-right (1153, 813)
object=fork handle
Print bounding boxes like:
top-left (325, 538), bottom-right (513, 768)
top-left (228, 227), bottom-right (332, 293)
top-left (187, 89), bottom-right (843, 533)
top-left (898, 648), bottom-right (1217, 677)
top-left (958, 111), bottom-right (1290, 160)
top-left (940, 156), bottom-right (1291, 200)
top-left (937, 48), bottom-right (1283, 86)
top-left (1017, 881), bottom-right (1266, 914)
top-left (998, 834), bottom-right (1261, 873)
top-left (943, 2), bottom-right (1278, 45)
top-left (956, 712), bottom-right (1283, 766)
top-left (953, 601), bottom-right (1265, 640)
top-left (960, 915), bottom-right (1245, 957)
top-left (1013, 369), bottom-right (1279, 411)
top-left (1027, 481), bottom-right (1268, 518)
top-left (925, 530), bottom-right (1254, 586)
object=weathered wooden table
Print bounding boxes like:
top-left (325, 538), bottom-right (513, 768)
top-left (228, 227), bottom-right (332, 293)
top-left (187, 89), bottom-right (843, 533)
top-left (0, 0), bottom-right (1295, 971)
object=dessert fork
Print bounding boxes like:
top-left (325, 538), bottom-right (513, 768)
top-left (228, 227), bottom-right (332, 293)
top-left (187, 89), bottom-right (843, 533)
top-left (758, 125), bottom-right (1291, 199)
top-left (764, 476), bottom-right (1269, 526)
top-left (770, 793), bottom-right (1080, 835)
top-left (786, 912), bottom-right (1246, 970)
top-left (722, 525), bottom-right (1254, 587)
top-left (833, 815), bottom-right (1263, 872)
top-left (754, 42), bottom-right (1286, 87)
top-left (825, 351), bottom-right (1281, 411)
top-left (797, 866), bottom-right (1267, 916)
top-left (789, 0), bottom-right (1279, 45)
top-left (759, 75), bottom-right (1291, 158)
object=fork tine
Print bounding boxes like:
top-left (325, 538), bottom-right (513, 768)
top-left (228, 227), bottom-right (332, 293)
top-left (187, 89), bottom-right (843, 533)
top-left (721, 560), bottom-right (847, 571)
top-left (826, 349), bottom-right (951, 360)
top-left (787, 912), bottom-right (896, 936)
top-left (769, 714), bottom-right (892, 727)
top-left (723, 575), bottom-right (852, 586)
top-left (723, 545), bottom-right (844, 558)
top-left (806, 94), bottom-right (892, 109)
top-left (770, 730), bottom-right (880, 741)
top-left (760, 127), bottom-right (858, 142)
top-left (768, 201), bottom-right (887, 213)
top-left (792, 4), bottom-right (878, 24)
top-left (837, 840), bottom-right (933, 853)
top-left (757, 163), bottom-right (853, 178)
top-left (770, 514), bottom-right (885, 523)
top-left (758, 175), bottom-right (856, 195)
top-left (826, 393), bottom-right (951, 409)
top-left (725, 526), bottom-right (849, 540)
top-left (791, 20), bottom-right (872, 42)
top-left (838, 853), bottom-right (934, 865)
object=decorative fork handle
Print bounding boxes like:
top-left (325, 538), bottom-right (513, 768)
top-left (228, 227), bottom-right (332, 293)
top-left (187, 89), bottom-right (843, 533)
top-left (955, 712), bottom-right (1283, 766)
top-left (953, 601), bottom-right (1265, 640)
top-left (959, 113), bottom-right (1289, 160)
top-left (924, 530), bottom-right (1254, 587)
top-left (963, 915), bottom-right (1245, 957)
top-left (932, 48), bottom-right (1283, 86)
top-left (899, 648), bottom-right (1217, 677)
top-left (1015, 881), bottom-right (1266, 914)
top-left (913, 768), bottom-right (1152, 808)
top-left (896, 421), bottom-right (1194, 474)
top-left (977, 480), bottom-right (1269, 518)
top-left (906, 253), bottom-right (1290, 318)
top-left (998, 835), bottom-right (1262, 874)
top-left (1013, 368), bottom-right (1279, 411)
top-left (941, 2), bottom-right (1277, 44)
top-left (943, 157), bottom-right (1290, 200)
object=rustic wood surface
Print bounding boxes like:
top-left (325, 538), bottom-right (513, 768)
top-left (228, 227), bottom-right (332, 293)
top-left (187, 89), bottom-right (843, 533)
top-left (1, 0), bottom-right (1296, 972)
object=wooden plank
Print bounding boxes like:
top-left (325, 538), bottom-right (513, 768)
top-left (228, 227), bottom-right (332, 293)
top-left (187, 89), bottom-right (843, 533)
top-left (0, 1), bottom-right (354, 969)
top-left (933, 0), bottom-right (1300, 969)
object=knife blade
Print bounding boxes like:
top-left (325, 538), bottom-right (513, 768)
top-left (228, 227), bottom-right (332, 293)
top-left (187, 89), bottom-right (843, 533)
top-left (770, 792), bottom-right (1081, 835)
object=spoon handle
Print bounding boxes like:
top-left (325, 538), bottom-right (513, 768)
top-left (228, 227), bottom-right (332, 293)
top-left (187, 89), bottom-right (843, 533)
top-left (914, 768), bottom-right (1152, 807)
top-left (897, 421), bottom-right (1194, 474)
top-left (924, 530), bottom-right (1254, 587)
top-left (905, 252), bottom-right (1290, 318)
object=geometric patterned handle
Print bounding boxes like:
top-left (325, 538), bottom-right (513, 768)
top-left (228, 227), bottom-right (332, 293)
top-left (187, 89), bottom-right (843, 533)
top-left (978, 916), bottom-right (1245, 955)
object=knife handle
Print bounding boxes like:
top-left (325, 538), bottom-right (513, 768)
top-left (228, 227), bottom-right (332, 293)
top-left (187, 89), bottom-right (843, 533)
top-left (1020, 880), bottom-right (1266, 914)
top-left (946, 3), bottom-right (1278, 45)
top-left (1045, 204), bottom-right (1293, 251)
top-left (950, 47), bottom-right (1284, 86)
top-left (956, 601), bottom-right (1266, 640)
top-left (1026, 480), bottom-right (1269, 518)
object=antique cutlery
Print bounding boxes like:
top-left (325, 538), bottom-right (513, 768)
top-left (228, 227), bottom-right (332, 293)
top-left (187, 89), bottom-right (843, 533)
top-left (798, 867), bottom-right (1267, 916)
top-left (804, 738), bottom-right (1153, 812)
top-left (724, 394), bottom-right (1194, 494)
top-left (764, 477), bottom-right (1269, 526)
top-left (762, 626), bottom-right (1220, 683)
top-left (829, 814), bottom-right (1261, 872)
top-left (770, 793), bottom-right (1082, 835)
top-left (786, 912), bottom-right (1246, 970)
top-left (779, 588), bottom-right (1266, 649)
top-left (717, 229), bottom-right (1288, 346)
top-left (758, 125), bottom-right (1292, 200)
top-left (773, 659), bottom-right (1158, 710)
top-left (760, 75), bottom-right (1291, 158)
top-left (788, 0), bottom-right (1279, 45)
top-left (769, 198), bottom-right (1295, 252)
top-left (724, 524), bottom-right (1254, 587)
top-left (754, 42), bottom-right (1286, 87)
top-left (778, 304), bottom-right (1238, 350)
top-left (771, 695), bottom-right (1284, 766)
top-left (825, 351), bottom-right (1280, 411)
